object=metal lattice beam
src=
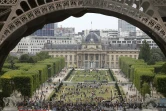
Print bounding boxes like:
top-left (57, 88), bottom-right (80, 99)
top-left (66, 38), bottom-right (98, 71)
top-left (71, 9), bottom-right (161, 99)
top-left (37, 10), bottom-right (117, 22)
top-left (0, 0), bottom-right (165, 72)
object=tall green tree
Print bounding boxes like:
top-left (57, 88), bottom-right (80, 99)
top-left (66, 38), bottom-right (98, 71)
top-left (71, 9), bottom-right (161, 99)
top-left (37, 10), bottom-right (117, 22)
top-left (138, 40), bottom-right (151, 62)
top-left (142, 82), bottom-right (150, 100)
top-left (5, 55), bottom-right (19, 63)
top-left (36, 51), bottom-right (51, 61)
top-left (28, 56), bottom-right (38, 63)
top-left (150, 48), bottom-right (166, 61)
top-left (19, 54), bottom-right (30, 63)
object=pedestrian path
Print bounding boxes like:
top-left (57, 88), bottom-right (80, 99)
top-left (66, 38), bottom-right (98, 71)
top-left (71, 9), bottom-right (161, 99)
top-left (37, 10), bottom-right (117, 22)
top-left (112, 69), bottom-right (164, 101)
top-left (31, 68), bottom-right (71, 101)
top-left (112, 69), bottom-right (141, 102)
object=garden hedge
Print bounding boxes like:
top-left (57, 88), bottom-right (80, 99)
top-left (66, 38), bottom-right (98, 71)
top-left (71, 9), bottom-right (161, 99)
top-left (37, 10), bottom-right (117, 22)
top-left (0, 57), bottom-right (65, 97)
top-left (64, 68), bottom-right (74, 81)
top-left (119, 57), bottom-right (146, 80)
top-left (109, 69), bottom-right (115, 81)
top-left (119, 57), bottom-right (156, 96)
top-left (154, 74), bottom-right (166, 96)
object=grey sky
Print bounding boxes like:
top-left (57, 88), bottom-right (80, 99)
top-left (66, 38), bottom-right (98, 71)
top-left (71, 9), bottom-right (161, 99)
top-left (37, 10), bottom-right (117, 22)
top-left (58, 13), bottom-right (118, 32)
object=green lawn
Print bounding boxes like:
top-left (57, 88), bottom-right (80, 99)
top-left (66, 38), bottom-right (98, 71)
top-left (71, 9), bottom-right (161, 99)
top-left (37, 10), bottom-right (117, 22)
top-left (66, 70), bottom-right (113, 82)
top-left (52, 70), bottom-right (124, 104)
top-left (54, 84), bottom-right (119, 103)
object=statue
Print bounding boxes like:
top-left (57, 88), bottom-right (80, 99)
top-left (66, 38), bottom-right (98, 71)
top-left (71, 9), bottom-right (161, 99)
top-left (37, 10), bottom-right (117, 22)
top-left (3, 90), bottom-right (23, 111)
top-left (142, 94), bottom-right (158, 109)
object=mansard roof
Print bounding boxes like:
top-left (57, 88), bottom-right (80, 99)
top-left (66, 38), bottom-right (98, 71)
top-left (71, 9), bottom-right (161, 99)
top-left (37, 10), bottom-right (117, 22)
top-left (84, 32), bottom-right (100, 43)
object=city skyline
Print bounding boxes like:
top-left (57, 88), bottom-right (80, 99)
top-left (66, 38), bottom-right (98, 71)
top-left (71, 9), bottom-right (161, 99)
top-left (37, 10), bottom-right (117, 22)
top-left (58, 13), bottom-right (118, 32)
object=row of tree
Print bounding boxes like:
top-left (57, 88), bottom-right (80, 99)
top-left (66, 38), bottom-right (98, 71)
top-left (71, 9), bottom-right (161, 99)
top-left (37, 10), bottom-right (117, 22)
top-left (0, 57), bottom-right (65, 98)
top-left (5, 51), bottom-right (51, 64)
top-left (139, 40), bottom-right (166, 65)
top-left (119, 56), bottom-right (166, 97)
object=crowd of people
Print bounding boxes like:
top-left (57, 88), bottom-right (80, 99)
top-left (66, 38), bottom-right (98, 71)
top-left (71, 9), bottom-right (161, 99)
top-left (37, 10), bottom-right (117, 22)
top-left (56, 82), bottom-right (118, 104)
top-left (17, 99), bottom-right (143, 111)
top-left (16, 69), bottom-right (145, 111)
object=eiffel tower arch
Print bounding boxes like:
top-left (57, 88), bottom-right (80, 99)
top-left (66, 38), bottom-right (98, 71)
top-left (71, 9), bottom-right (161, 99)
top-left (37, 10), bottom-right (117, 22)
top-left (0, 0), bottom-right (166, 71)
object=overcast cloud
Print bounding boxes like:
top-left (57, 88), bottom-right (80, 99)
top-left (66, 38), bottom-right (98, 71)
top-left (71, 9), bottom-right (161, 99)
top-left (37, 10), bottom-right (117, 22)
top-left (58, 13), bottom-right (118, 33)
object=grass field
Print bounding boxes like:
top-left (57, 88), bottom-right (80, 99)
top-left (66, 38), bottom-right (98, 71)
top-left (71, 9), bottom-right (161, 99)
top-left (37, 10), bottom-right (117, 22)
top-left (54, 84), bottom-right (119, 103)
top-left (53, 70), bottom-right (122, 103)
top-left (66, 70), bottom-right (113, 82)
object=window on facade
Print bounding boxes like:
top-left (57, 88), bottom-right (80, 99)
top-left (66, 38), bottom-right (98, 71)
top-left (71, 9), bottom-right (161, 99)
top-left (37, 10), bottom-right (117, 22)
top-left (130, 55), bottom-right (132, 58)
top-left (137, 41), bottom-right (141, 43)
top-left (102, 55), bottom-right (105, 60)
top-left (70, 55), bottom-right (72, 61)
top-left (147, 41), bottom-right (151, 43)
top-left (112, 41), bottom-right (116, 43)
top-left (107, 62), bottom-right (109, 68)
top-left (85, 54), bottom-right (88, 60)
top-left (117, 41), bottom-right (121, 43)
top-left (111, 55), bottom-right (114, 60)
top-left (74, 55), bottom-right (76, 61)
top-left (127, 41), bottom-right (131, 43)
top-left (107, 55), bottom-right (109, 61)
top-left (116, 55), bottom-right (118, 61)
top-left (111, 62), bottom-right (114, 68)
top-left (65, 55), bottom-right (67, 60)
top-left (79, 55), bottom-right (81, 60)
top-left (96, 54), bottom-right (99, 60)
top-left (134, 55), bottom-right (137, 59)
top-left (91, 55), bottom-right (93, 60)
top-left (122, 41), bottom-right (126, 43)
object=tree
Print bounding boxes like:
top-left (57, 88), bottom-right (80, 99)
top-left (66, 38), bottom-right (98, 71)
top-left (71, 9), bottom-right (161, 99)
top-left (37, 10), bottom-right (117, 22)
top-left (28, 56), bottom-right (37, 63)
top-left (5, 55), bottom-right (19, 63)
top-left (161, 63), bottom-right (166, 74)
top-left (150, 48), bottom-right (166, 61)
top-left (138, 40), bottom-right (151, 62)
top-left (36, 51), bottom-right (51, 61)
top-left (147, 52), bottom-right (162, 65)
top-left (142, 82), bottom-right (150, 100)
top-left (147, 57), bottom-right (155, 65)
top-left (19, 54), bottom-right (30, 63)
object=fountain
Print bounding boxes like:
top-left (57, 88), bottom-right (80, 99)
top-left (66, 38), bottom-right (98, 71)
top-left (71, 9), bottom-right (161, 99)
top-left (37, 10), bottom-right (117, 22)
top-left (2, 90), bottom-right (23, 111)
top-left (142, 94), bottom-right (158, 111)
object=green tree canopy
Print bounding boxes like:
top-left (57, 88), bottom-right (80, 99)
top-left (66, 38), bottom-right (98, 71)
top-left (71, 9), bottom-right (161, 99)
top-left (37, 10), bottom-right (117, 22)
top-left (28, 56), bottom-right (38, 63)
top-left (161, 63), bottom-right (166, 74)
top-left (151, 48), bottom-right (166, 61)
top-left (19, 54), bottom-right (30, 63)
top-left (5, 55), bottom-right (18, 63)
top-left (142, 82), bottom-right (151, 99)
top-left (138, 40), bottom-right (151, 62)
top-left (36, 51), bottom-right (51, 61)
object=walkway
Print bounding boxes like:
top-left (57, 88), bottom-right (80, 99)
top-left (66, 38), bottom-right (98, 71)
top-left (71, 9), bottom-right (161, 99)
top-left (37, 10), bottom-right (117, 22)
top-left (112, 69), bottom-right (163, 102)
top-left (31, 68), bottom-right (71, 101)
top-left (112, 69), bottom-right (141, 102)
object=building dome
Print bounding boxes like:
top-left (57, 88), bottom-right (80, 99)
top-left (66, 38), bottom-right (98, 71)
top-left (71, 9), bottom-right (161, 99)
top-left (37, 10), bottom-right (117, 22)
top-left (84, 32), bottom-right (100, 43)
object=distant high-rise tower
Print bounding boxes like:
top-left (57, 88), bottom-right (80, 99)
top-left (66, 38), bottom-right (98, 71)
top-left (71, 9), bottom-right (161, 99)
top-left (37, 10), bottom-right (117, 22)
top-left (31, 23), bottom-right (55, 36)
top-left (118, 19), bottom-right (136, 36)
